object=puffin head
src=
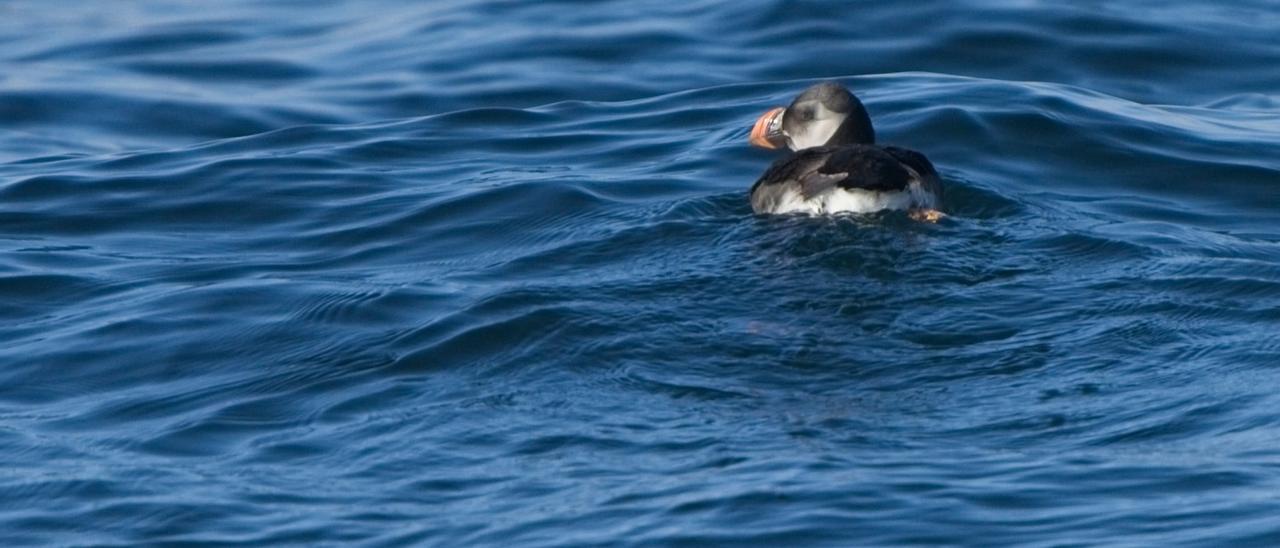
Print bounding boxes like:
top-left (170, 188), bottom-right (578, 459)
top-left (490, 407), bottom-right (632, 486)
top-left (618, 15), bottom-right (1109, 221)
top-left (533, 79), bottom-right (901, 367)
top-left (749, 82), bottom-right (875, 151)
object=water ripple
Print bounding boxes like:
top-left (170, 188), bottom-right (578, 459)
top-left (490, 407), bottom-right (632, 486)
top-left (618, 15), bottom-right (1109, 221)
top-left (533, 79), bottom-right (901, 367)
top-left (3, 0), bottom-right (1280, 545)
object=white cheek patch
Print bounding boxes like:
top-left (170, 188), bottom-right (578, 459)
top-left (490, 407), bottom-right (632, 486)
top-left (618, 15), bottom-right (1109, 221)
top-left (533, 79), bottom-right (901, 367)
top-left (787, 117), bottom-right (843, 150)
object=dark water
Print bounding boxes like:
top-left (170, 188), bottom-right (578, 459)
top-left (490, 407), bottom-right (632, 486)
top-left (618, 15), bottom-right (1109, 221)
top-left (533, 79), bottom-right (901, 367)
top-left (3, 1), bottom-right (1280, 545)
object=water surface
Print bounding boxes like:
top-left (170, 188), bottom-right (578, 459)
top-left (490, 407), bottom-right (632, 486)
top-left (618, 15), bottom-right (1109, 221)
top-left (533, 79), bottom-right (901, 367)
top-left (3, 1), bottom-right (1280, 545)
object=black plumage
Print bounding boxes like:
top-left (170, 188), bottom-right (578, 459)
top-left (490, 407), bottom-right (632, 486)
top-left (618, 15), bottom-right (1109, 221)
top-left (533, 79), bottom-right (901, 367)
top-left (748, 82), bottom-right (942, 215)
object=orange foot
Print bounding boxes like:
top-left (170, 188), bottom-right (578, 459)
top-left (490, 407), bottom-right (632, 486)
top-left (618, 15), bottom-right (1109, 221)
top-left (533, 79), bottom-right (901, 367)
top-left (909, 208), bottom-right (945, 223)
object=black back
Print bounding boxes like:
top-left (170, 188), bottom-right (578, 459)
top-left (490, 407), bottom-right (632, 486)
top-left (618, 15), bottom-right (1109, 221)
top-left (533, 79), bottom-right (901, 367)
top-left (751, 145), bottom-right (917, 195)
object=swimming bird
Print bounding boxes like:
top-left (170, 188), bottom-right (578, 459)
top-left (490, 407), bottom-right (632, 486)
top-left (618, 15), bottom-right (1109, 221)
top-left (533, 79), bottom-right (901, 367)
top-left (747, 82), bottom-right (943, 221)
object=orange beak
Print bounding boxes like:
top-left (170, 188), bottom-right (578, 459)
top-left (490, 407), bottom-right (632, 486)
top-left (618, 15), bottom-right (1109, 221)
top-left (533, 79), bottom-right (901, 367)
top-left (749, 107), bottom-right (786, 149)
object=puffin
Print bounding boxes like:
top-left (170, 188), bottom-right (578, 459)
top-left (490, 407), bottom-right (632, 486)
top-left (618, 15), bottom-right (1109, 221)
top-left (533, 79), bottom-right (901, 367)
top-left (747, 82), bottom-right (943, 221)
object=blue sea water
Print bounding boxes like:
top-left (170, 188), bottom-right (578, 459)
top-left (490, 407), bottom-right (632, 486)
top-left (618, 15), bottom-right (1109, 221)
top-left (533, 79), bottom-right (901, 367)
top-left (3, 0), bottom-right (1280, 545)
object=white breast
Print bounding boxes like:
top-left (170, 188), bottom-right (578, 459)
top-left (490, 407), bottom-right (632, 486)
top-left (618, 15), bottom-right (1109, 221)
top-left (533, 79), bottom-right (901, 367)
top-left (762, 181), bottom-right (937, 215)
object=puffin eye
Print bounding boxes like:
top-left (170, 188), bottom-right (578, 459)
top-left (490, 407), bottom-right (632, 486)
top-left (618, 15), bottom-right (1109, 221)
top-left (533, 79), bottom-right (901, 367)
top-left (801, 109), bottom-right (815, 121)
